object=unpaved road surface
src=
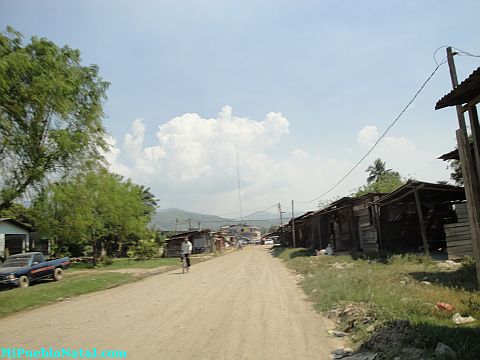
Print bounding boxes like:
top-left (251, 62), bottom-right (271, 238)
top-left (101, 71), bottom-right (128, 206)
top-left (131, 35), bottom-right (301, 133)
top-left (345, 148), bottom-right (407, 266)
top-left (1, 246), bottom-right (341, 359)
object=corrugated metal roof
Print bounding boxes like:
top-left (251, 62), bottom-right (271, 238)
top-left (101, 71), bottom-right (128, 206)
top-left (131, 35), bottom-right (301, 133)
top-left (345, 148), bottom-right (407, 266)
top-left (435, 67), bottom-right (480, 110)
top-left (373, 180), bottom-right (465, 206)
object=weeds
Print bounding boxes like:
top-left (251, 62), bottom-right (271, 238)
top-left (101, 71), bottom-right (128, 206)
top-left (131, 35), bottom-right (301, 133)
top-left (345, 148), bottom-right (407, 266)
top-left (273, 247), bottom-right (480, 359)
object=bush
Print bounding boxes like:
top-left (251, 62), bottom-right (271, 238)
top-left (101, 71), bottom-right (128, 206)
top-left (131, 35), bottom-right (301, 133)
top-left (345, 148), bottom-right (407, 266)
top-left (461, 256), bottom-right (476, 271)
top-left (127, 240), bottom-right (158, 260)
top-left (100, 255), bottom-right (113, 266)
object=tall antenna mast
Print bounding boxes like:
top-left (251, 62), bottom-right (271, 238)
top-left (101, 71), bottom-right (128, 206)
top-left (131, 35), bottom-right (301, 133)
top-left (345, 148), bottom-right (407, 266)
top-left (236, 144), bottom-right (243, 221)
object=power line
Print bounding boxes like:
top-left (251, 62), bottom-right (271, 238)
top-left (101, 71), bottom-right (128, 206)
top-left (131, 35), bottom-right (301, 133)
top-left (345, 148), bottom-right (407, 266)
top-left (452, 47), bottom-right (480, 59)
top-left (216, 203), bottom-right (279, 218)
top-left (296, 57), bottom-right (448, 204)
top-left (239, 203), bottom-right (278, 220)
top-left (186, 203), bottom-right (278, 224)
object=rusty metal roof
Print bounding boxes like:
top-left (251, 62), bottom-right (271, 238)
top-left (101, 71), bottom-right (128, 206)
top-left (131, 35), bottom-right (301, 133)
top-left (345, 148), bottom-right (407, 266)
top-left (435, 67), bottom-right (480, 110)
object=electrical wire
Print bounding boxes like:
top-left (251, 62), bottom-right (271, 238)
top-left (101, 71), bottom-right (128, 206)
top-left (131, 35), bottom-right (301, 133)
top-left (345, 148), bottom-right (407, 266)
top-left (216, 203), bottom-right (279, 218)
top-left (295, 58), bottom-right (448, 204)
top-left (187, 46), bottom-right (477, 215)
top-left (187, 203), bottom-right (278, 223)
top-left (452, 47), bottom-right (480, 58)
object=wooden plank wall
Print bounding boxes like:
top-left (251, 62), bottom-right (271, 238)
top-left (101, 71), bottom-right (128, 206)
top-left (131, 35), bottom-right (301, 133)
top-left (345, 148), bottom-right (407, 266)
top-left (355, 206), bottom-right (378, 252)
top-left (445, 203), bottom-right (473, 260)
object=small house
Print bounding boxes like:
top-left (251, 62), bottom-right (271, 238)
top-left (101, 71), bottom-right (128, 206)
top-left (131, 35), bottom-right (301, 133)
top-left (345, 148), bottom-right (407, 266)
top-left (0, 218), bottom-right (32, 257)
top-left (164, 230), bottom-right (212, 257)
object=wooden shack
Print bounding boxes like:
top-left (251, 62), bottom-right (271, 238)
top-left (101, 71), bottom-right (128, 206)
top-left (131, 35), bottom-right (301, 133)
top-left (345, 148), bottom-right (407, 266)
top-left (373, 180), bottom-right (465, 254)
top-left (164, 230), bottom-right (212, 257)
top-left (292, 193), bottom-right (382, 252)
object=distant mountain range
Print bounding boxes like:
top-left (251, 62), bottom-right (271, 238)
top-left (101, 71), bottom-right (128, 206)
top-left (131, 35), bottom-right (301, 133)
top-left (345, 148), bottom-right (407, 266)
top-left (150, 208), bottom-right (291, 232)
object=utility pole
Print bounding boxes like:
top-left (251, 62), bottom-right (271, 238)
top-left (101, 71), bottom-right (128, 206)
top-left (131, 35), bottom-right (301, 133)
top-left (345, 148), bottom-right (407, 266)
top-left (198, 221), bottom-right (201, 231)
top-left (446, 47), bottom-right (480, 285)
top-left (278, 203), bottom-right (285, 246)
top-left (278, 203), bottom-right (284, 226)
top-left (188, 218), bottom-right (192, 231)
top-left (236, 145), bottom-right (243, 221)
top-left (447, 47), bottom-right (468, 137)
top-left (175, 217), bottom-right (178, 234)
top-left (291, 200), bottom-right (296, 248)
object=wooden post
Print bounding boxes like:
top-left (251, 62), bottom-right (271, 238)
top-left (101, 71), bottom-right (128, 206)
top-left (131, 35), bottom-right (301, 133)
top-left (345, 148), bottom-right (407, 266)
top-left (413, 188), bottom-right (429, 256)
top-left (317, 214), bottom-right (323, 249)
top-left (310, 221), bottom-right (315, 249)
top-left (456, 129), bottom-right (480, 285)
top-left (468, 106), bottom-right (480, 182)
top-left (446, 47), bottom-right (480, 286)
top-left (373, 204), bottom-right (383, 252)
top-left (447, 47), bottom-right (469, 137)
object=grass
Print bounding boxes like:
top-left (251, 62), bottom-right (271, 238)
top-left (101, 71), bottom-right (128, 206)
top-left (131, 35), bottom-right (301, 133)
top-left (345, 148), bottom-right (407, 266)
top-left (0, 272), bottom-right (134, 317)
top-left (273, 247), bottom-right (480, 359)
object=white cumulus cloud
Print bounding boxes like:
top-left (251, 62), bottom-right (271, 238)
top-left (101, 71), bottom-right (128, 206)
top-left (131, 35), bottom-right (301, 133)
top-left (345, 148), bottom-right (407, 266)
top-left (103, 113), bottom-right (451, 216)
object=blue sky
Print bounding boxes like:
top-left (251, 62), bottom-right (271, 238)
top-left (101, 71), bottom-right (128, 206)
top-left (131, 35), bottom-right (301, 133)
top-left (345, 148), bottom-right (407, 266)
top-left (2, 0), bottom-right (480, 217)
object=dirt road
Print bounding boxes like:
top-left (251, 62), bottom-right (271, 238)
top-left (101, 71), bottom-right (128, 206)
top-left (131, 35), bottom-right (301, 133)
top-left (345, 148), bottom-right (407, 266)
top-left (1, 246), bottom-right (341, 359)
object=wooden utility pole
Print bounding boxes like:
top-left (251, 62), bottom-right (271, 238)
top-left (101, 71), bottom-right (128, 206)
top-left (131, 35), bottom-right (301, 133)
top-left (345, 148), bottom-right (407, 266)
top-left (446, 47), bottom-right (480, 285)
top-left (278, 203), bottom-right (284, 226)
top-left (292, 200), bottom-right (296, 248)
top-left (175, 217), bottom-right (178, 234)
top-left (278, 203), bottom-right (285, 246)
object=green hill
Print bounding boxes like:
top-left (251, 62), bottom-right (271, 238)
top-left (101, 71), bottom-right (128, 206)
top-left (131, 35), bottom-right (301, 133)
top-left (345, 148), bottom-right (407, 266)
top-left (150, 208), bottom-right (282, 232)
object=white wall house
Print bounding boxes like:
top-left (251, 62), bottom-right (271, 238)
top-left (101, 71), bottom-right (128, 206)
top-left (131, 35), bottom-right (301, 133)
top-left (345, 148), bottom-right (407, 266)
top-left (0, 218), bottom-right (31, 257)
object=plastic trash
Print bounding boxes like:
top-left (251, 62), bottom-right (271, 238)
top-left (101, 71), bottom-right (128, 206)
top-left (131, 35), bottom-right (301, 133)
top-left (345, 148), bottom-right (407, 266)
top-left (325, 243), bottom-right (334, 256)
top-left (436, 302), bottom-right (455, 312)
top-left (452, 313), bottom-right (476, 325)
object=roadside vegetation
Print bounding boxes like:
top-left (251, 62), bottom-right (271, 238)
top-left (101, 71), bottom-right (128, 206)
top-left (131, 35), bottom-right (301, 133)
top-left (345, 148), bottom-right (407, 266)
top-left (273, 248), bottom-right (480, 359)
top-left (0, 272), bottom-right (134, 317)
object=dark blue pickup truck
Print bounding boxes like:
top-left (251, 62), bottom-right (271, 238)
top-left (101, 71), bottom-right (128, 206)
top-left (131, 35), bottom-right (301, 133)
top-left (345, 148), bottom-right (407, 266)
top-left (0, 252), bottom-right (70, 288)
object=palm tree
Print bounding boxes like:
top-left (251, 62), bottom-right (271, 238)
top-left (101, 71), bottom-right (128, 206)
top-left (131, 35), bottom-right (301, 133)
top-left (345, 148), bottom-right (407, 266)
top-left (366, 158), bottom-right (389, 184)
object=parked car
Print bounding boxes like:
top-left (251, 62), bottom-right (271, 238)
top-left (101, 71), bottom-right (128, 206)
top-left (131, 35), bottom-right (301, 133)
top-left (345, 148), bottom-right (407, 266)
top-left (263, 238), bottom-right (274, 245)
top-left (0, 252), bottom-right (70, 288)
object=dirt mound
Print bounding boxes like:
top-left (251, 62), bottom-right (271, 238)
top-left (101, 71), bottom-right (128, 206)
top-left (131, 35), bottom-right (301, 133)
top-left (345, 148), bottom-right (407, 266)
top-left (360, 320), bottom-right (425, 359)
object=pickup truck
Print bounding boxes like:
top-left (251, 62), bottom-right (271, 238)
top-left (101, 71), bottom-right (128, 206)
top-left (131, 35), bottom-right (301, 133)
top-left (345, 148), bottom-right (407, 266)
top-left (0, 252), bottom-right (70, 288)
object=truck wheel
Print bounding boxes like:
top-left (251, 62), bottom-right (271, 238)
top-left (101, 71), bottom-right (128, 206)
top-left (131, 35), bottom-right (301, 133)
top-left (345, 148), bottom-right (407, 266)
top-left (53, 268), bottom-right (64, 281)
top-left (18, 275), bottom-right (29, 288)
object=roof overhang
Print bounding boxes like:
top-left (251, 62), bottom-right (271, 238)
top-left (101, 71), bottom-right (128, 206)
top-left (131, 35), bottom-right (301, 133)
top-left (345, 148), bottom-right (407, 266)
top-left (436, 67), bottom-right (480, 111)
top-left (373, 180), bottom-right (465, 207)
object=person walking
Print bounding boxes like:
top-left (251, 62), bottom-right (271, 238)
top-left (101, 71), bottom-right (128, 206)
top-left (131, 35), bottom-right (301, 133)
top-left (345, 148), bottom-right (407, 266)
top-left (181, 237), bottom-right (193, 271)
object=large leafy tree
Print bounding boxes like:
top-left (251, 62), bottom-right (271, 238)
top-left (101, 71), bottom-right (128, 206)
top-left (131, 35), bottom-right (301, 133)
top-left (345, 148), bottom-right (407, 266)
top-left (356, 171), bottom-right (405, 196)
top-left (366, 158), bottom-right (389, 184)
top-left (0, 27), bottom-right (109, 210)
top-left (33, 168), bottom-right (156, 261)
top-left (356, 159), bottom-right (404, 196)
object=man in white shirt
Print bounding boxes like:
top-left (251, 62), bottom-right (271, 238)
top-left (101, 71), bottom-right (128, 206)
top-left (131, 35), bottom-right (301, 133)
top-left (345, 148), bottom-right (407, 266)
top-left (181, 237), bottom-right (193, 269)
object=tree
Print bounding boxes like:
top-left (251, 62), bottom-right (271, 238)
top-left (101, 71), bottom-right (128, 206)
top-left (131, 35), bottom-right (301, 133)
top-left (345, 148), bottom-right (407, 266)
top-left (0, 203), bottom-right (35, 226)
top-left (355, 171), bottom-right (405, 196)
top-left (447, 159), bottom-right (463, 185)
top-left (0, 27), bottom-right (109, 210)
top-left (366, 158), bottom-right (390, 184)
top-left (33, 168), bottom-right (155, 261)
